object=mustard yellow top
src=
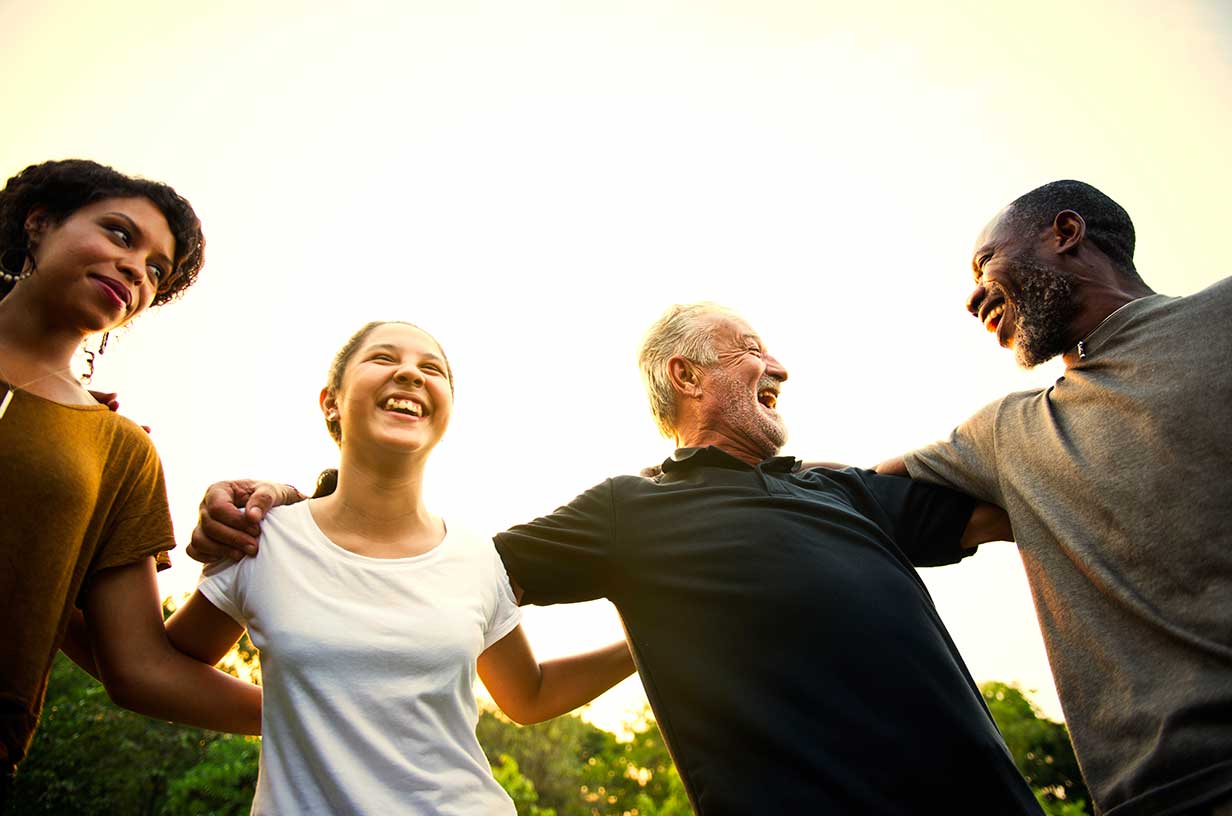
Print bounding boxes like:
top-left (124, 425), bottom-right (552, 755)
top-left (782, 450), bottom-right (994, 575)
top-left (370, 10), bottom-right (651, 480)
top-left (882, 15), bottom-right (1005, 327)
top-left (0, 383), bottom-right (173, 765)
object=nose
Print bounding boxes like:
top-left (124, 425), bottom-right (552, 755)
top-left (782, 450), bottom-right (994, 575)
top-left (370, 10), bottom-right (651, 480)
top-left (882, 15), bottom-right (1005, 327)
top-left (116, 253), bottom-right (146, 286)
top-left (966, 281), bottom-right (987, 318)
top-left (765, 354), bottom-right (788, 383)
top-left (394, 364), bottom-right (425, 387)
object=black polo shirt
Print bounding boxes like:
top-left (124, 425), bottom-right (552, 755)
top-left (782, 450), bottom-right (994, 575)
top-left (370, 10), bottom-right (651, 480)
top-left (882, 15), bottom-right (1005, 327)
top-left (495, 447), bottom-right (1041, 815)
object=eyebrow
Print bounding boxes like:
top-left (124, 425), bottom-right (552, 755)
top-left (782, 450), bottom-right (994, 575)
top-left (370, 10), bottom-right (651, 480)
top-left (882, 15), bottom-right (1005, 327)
top-left (739, 333), bottom-right (764, 348)
top-left (106, 211), bottom-right (175, 270)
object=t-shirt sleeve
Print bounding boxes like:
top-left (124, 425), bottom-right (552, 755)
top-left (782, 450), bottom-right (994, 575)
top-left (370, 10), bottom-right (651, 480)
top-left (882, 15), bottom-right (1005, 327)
top-left (902, 397), bottom-right (1005, 506)
top-left (87, 426), bottom-right (176, 588)
top-left (196, 558), bottom-right (249, 629)
top-left (483, 543), bottom-right (523, 650)
top-left (856, 469), bottom-right (977, 567)
top-left (493, 480), bottom-right (616, 606)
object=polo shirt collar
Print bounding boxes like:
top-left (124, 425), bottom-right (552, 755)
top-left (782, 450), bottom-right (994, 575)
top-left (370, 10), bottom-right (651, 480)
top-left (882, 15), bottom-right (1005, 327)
top-left (662, 446), bottom-right (800, 473)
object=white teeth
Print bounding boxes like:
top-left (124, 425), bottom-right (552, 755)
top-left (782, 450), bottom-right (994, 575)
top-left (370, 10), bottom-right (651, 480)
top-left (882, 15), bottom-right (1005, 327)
top-left (384, 397), bottom-right (423, 416)
top-left (985, 304), bottom-right (1005, 328)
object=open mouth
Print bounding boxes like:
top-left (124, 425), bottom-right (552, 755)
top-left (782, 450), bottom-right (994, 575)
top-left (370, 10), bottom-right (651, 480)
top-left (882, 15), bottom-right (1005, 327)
top-left (383, 396), bottom-right (424, 417)
top-left (983, 302), bottom-right (1005, 333)
top-left (757, 388), bottom-right (778, 410)
top-left (979, 292), bottom-right (1010, 335)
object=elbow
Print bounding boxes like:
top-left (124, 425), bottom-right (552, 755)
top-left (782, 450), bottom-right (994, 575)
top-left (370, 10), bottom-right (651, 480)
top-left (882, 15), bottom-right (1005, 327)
top-left (101, 667), bottom-right (148, 712)
top-left (499, 705), bottom-right (539, 726)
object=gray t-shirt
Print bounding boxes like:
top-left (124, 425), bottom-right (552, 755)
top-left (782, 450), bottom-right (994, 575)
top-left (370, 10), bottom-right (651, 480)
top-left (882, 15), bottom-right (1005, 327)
top-left (905, 278), bottom-right (1232, 816)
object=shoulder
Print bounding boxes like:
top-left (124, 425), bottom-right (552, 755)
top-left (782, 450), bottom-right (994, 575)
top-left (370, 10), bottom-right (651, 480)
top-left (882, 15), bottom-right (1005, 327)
top-left (259, 502), bottom-right (314, 546)
top-left (933, 391), bottom-right (1032, 439)
top-left (102, 412), bottom-right (162, 459)
top-left (1178, 277), bottom-right (1232, 312)
top-left (609, 473), bottom-right (651, 494)
top-left (796, 463), bottom-right (865, 489)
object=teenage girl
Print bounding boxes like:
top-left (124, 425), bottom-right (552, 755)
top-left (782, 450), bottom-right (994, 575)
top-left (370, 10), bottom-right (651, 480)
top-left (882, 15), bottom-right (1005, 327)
top-left (166, 320), bottom-right (635, 814)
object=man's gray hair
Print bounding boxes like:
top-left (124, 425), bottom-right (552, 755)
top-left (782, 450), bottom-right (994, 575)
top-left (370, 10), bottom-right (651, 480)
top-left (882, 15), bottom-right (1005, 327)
top-left (638, 302), bottom-right (736, 439)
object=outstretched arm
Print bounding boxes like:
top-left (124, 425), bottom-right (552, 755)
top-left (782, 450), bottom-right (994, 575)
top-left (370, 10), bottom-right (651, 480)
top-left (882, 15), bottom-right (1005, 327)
top-left (959, 502), bottom-right (1013, 548)
top-left (186, 479), bottom-right (306, 563)
top-left (477, 626), bottom-right (635, 725)
top-left (877, 455), bottom-right (1013, 547)
top-left (81, 558), bottom-right (260, 735)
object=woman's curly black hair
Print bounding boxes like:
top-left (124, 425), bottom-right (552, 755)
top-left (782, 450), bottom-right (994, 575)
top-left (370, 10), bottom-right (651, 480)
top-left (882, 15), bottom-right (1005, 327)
top-left (0, 159), bottom-right (205, 305)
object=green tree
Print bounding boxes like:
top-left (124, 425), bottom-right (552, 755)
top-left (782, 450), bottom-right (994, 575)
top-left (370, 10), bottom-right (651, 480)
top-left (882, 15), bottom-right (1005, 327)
top-left (6, 596), bottom-right (263, 816)
top-left (478, 707), bottom-right (615, 815)
top-left (477, 705), bottom-right (690, 816)
top-left (159, 734), bottom-right (260, 815)
top-left (982, 682), bottom-right (1090, 815)
top-left (4, 655), bottom-right (224, 816)
top-left (492, 754), bottom-right (557, 816)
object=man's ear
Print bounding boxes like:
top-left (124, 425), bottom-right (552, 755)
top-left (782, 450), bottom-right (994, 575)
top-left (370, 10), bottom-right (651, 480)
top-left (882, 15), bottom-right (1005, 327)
top-left (667, 355), bottom-right (703, 399)
top-left (1052, 210), bottom-right (1086, 255)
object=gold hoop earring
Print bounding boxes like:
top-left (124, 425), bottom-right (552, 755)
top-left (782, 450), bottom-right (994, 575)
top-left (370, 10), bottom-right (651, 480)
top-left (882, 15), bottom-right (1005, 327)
top-left (0, 248), bottom-right (30, 286)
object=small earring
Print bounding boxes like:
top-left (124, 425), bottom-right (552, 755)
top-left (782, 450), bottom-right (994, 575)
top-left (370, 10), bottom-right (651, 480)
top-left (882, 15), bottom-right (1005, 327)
top-left (327, 411), bottom-right (339, 421)
top-left (0, 248), bottom-right (30, 286)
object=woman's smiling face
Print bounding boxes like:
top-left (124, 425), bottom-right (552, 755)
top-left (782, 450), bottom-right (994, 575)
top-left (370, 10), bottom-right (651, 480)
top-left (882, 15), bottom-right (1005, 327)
top-left (327, 322), bottom-right (454, 457)
top-left (23, 196), bottom-right (175, 333)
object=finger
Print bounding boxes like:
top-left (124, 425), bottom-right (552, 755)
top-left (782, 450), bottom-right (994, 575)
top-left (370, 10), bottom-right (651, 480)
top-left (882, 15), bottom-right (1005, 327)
top-left (186, 536), bottom-right (249, 563)
top-left (89, 390), bottom-right (121, 411)
top-left (244, 481), bottom-right (294, 524)
top-left (191, 514), bottom-right (259, 558)
top-left (198, 511), bottom-right (260, 551)
top-left (202, 481), bottom-right (261, 536)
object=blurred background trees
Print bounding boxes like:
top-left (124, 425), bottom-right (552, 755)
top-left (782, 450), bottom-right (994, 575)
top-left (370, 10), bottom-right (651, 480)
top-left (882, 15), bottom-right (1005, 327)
top-left (5, 616), bottom-right (1088, 815)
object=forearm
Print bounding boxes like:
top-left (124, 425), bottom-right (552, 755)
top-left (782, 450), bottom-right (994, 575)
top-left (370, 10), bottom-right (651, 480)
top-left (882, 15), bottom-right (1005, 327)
top-left (83, 559), bottom-right (261, 735)
top-left (105, 645), bottom-right (261, 735)
top-left (519, 640), bottom-right (635, 723)
top-left (960, 501), bottom-right (1014, 548)
top-left (874, 455), bottom-right (909, 476)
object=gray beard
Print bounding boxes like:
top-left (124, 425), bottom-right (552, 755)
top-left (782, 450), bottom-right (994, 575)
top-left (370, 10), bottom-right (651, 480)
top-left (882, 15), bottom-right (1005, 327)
top-left (711, 370), bottom-right (788, 457)
top-left (1009, 257), bottom-right (1080, 368)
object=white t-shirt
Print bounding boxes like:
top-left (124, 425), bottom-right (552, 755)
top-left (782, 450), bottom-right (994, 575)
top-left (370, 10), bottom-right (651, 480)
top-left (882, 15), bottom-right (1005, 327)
top-left (198, 502), bottom-right (521, 815)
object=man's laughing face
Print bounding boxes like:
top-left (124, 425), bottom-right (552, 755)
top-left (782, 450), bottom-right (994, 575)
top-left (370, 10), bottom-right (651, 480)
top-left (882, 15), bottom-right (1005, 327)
top-left (969, 212), bottom-right (1081, 368)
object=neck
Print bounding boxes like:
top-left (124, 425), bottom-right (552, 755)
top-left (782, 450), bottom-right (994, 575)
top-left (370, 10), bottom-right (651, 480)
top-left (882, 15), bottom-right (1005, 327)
top-left (0, 291), bottom-right (87, 370)
top-left (314, 448), bottom-right (436, 545)
top-left (1061, 273), bottom-right (1155, 367)
top-left (675, 429), bottom-right (768, 466)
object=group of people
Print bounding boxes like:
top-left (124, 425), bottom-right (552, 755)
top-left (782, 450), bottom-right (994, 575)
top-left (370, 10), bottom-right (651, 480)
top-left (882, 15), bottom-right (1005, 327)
top-left (1, 159), bottom-right (1227, 816)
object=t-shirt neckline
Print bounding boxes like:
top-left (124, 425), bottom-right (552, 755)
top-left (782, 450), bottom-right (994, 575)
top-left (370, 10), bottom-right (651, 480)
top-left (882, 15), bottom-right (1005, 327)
top-left (298, 500), bottom-right (451, 567)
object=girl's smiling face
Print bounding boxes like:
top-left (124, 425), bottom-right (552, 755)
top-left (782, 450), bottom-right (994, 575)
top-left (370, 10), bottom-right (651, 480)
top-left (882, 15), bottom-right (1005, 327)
top-left (324, 322), bottom-right (454, 457)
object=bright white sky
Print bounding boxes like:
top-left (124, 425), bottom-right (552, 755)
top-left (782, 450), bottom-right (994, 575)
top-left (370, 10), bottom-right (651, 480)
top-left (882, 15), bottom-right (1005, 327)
top-left (4, 0), bottom-right (1230, 731)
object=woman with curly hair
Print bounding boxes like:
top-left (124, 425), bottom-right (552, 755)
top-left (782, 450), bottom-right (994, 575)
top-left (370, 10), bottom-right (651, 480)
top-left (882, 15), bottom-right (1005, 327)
top-left (0, 159), bottom-right (260, 796)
